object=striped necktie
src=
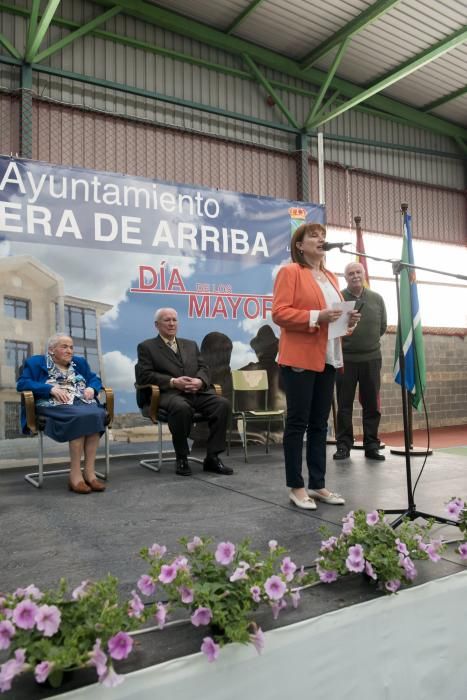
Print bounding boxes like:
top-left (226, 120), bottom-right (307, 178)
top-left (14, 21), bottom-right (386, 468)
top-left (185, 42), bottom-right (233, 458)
top-left (168, 339), bottom-right (178, 355)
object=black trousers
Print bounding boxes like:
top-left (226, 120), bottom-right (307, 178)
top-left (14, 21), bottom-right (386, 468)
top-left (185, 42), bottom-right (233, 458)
top-left (162, 391), bottom-right (230, 458)
top-left (335, 358), bottom-right (382, 451)
top-left (281, 364), bottom-right (336, 490)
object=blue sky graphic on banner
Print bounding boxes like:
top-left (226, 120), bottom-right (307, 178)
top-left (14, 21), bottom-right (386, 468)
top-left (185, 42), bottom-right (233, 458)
top-left (0, 156), bottom-right (324, 430)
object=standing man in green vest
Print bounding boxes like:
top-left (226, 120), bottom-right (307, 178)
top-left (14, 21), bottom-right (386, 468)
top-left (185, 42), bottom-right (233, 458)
top-left (334, 262), bottom-right (387, 462)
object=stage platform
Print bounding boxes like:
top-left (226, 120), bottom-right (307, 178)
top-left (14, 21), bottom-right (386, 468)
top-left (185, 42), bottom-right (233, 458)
top-left (1, 442), bottom-right (466, 699)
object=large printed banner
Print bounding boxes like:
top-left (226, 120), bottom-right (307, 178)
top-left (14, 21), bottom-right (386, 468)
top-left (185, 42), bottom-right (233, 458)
top-left (0, 156), bottom-right (324, 439)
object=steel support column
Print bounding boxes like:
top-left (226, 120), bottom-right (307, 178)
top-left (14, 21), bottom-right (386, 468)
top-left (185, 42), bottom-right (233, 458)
top-left (20, 63), bottom-right (33, 158)
top-left (295, 132), bottom-right (310, 201)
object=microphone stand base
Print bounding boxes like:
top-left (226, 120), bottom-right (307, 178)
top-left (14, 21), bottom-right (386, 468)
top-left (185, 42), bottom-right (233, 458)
top-left (384, 505), bottom-right (458, 529)
top-left (390, 446), bottom-right (432, 456)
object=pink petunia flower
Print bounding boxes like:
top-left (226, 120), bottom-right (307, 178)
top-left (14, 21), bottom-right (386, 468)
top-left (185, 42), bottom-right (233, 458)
top-left (250, 627), bottom-right (265, 654)
top-left (0, 649), bottom-right (26, 693)
top-left (270, 598), bottom-right (287, 620)
top-left (101, 665), bottom-right (124, 688)
top-left (345, 544), bottom-right (365, 573)
top-left (191, 606), bottom-right (213, 627)
top-left (35, 605), bottom-right (61, 637)
top-left (366, 511), bottom-right (379, 526)
top-left (71, 580), bottom-right (90, 600)
top-left (426, 542), bottom-right (441, 562)
top-left (158, 564), bottom-right (178, 584)
top-left (230, 566), bottom-right (249, 582)
top-left (148, 543), bottom-right (167, 558)
top-left (34, 661), bottom-right (53, 684)
top-left (385, 579), bottom-right (401, 593)
top-left (179, 586), bottom-right (194, 604)
top-left (414, 534), bottom-right (428, 553)
top-left (445, 499), bottom-right (465, 521)
top-left (342, 512), bottom-right (355, 535)
top-left (364, 561), bottom-right (377, 580)
top-left (318, 567), bottom-right (338, 583)
top-left (12, 599), bottom-right (38, 630)
top-left (137, 574), bottom-right (156, 596)
top-left (280, 557), bottom-right (297, 582)
top-left (187, 536), bottom-right (203, 553)
top-left (270, 602), bottom-right (280, 620)
top-left (264, 575), bottom-right (287, 601)
top-left (290, 589), bottom-right (301, 608)
top-left (155, 602), bottom-right (168, 629)
top-left (108, 631), bottom-right (133, 661)
top-left (395, 538), bottom-right (409, 556)
top-left (128, 591), bottom-right (145, 618)
top-left (0, 621), bottom-right (15, 650)
top-left (250, 585), bottom-right (261, 603)
top-left (458, 543), bottom-right (467, 560)
top-left (320, 536), bottom-right (338, 552)
top-left (201, 636), bottom-right (220, 662)
top-left (215, 541), bottom-right (236, 566)
top-left (173, 556), bottom-right (190, 572)
top-left (89, 639), bottom-right (107, 677)
top-left (23, 585), bottom-right (43, 600)
top-left (400, 555), bottom-right (417, 581)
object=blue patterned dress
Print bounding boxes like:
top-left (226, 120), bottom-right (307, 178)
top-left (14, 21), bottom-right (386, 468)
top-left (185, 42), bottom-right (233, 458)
top-left (35, 359), bottom-right (106, 442)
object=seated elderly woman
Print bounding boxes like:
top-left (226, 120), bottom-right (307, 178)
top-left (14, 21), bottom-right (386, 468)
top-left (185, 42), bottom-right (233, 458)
top-left (17, 333), bottom-right (107, 494)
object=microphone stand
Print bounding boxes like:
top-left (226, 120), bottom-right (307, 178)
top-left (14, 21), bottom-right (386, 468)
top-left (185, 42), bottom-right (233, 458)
top-left (336, 241), bottom-right (466, 528)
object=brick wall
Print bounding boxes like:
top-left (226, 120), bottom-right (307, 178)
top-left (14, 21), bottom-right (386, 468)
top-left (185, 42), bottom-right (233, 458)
top-left (349, 329), bottom-right (467, 435)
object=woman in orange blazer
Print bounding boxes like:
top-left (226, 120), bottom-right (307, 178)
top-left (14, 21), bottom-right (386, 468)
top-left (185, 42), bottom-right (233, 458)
top-left (272, 223), bottom-right (359, 510)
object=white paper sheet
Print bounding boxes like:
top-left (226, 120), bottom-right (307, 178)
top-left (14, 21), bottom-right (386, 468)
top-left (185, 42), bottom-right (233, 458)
top-left (327, 300), bottom-right (356, 339)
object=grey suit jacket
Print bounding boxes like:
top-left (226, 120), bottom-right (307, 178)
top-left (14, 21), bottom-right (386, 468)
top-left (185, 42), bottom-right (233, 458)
top-left (135, 335), bottom-right (212, 409)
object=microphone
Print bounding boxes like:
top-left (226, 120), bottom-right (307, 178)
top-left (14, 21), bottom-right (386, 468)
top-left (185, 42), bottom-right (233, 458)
top-left (322, 241), bottom-right (352, 251)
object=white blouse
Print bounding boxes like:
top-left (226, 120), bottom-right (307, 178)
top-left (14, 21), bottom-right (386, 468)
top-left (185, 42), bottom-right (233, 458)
top-left (309, 274), bottom-right (343, 369)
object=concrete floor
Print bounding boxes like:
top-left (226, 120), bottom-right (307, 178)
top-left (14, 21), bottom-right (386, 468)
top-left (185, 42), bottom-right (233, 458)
top-left (2, 443), bottom-right (466, 699)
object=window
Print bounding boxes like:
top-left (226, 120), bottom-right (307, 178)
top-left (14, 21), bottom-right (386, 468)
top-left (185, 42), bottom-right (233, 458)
top-left (5, 340), bottom-right (31, 377)
top-left (73, 344), bottom-right (99, 373)
top-left (63, 305), bottom-right (97, 342)
top-left (4, 297), bottom-right (30, 320)
top-left (5, 402), bottom-right (22, 439)
top-left (63, 305), bottom-right (99, 373)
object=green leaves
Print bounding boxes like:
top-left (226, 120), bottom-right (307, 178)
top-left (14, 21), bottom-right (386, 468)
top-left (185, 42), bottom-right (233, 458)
top-left (140, 536), bottom-right (302, 648)
top-left (0, 574), bottom-right (139, 687)
top-left (317, 509), bottom-right (438, 592)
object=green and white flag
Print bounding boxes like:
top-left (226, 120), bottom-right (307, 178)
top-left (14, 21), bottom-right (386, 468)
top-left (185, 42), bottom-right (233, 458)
top-left (393, 212), bottom-right (426, 410)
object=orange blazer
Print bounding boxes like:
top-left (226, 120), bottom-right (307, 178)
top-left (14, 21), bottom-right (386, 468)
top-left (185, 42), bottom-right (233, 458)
top-left (272, 262), bottom-right (342, 371)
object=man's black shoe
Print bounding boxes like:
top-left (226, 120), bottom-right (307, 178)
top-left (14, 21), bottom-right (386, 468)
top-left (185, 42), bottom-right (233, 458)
top-left (175, 457), bottom-right (192, 476)
top-left (203, 455), bottom-right (234, 475)
top-left (365, 449), bottom-right (386, 461)
top-left (333, 447), bottom-right (350, 460)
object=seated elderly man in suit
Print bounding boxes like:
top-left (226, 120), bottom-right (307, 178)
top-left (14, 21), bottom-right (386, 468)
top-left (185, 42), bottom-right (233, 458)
top-left (135, 307), bottom-right (234, 477)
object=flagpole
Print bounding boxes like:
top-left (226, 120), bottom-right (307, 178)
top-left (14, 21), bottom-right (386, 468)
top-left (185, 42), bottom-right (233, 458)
top-left (390, 203), bottom-right (432, 459)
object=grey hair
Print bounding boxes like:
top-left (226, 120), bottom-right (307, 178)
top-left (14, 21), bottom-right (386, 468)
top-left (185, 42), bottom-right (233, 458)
top-left (344, 261), bottom-right (365, 276)
top-left (46, 333), bottom-right (72, 354)
top-left (154, 308), bottom-right (177, 324)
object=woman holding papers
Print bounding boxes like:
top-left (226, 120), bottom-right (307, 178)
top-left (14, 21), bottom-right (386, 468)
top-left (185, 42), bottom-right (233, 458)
top-left (272, 223), bottom-right (360, 510)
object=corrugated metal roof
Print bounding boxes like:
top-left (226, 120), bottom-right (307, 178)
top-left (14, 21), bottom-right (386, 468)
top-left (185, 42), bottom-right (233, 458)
top-left (149, 0), bottom-right (467, 127)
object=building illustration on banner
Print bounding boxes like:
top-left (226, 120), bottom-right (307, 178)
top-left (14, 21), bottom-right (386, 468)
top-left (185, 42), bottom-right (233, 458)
top-left (0, 256), bottom-right (111, 440)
